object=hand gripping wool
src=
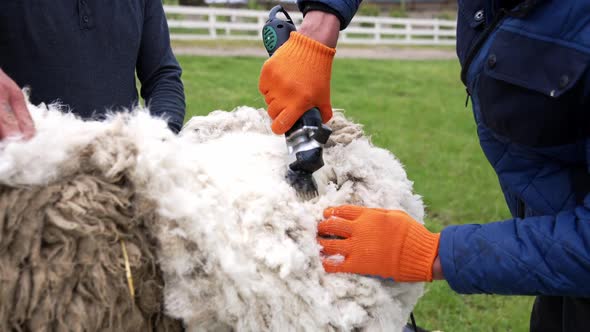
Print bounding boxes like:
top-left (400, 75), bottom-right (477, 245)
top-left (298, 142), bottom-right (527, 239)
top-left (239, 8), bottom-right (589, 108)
top-left (0, 101), bottom-right (425, 331)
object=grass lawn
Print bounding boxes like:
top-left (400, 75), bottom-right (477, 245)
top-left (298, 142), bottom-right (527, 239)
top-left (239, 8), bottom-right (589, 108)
top-left (178, 55), bottom-right (534, 331)
top-left (171, 39), bottom-right (456, 52)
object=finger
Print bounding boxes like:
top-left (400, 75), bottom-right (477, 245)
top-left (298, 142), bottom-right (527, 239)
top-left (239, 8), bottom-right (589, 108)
top-left (322, 257), bottom-right (354, 274)
top-left (317, 238), bottom-right (351, 256)
top-left (9, 90), bottom-right (34, 139)
top-left (387, 209), bottom-right (414, 221)
top-left (323, 205), bottom-right (366, 220)
top-left (318, 103), bottom-right (333, 123)
top-left (258, 81), bottom-right (269, 96)
top-left (317, 217), bottom-right (353, 238)
top-left (387, 209), bottom-right (411, 217)
top-left (0, 102), bottom-right (22, 139)
top-left (258, 60), bottom-right (272, 95)
top-left (271, 106), bottom-right (303, 135)
top-left (321, 253), bottom-right (346, 266)
top-left (263, 94), bottom-right (275, 107)
top-left (374, 207), bottom-right (394, 213)
top-left (266, 98), bottom-right (284, 120)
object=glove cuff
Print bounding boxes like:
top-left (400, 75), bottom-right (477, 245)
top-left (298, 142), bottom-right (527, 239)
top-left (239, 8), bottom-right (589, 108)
top-left (397, 222), bottom-right (440, 282)
top-left (280, 32), bottom-right (336, 68)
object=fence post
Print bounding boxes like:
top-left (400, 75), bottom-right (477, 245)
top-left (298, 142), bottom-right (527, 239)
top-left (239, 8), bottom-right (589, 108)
top-left (340, 31), bottom-right (347, 43)
top-left (227, 14), bottom-right (236, 36)
top-left (405, 21), bottom-right (411, 42)
top-left (434, 19), bottom-right (439, 44)
top-left (374, 21), bottom-right (381, 43)
top-left (258, 15), bottom-right (265, 40)
top-left (209, 12), bottom-right (217, 39)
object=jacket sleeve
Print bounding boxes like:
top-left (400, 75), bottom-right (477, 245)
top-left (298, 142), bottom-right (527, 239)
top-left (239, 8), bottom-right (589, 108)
top-left (439, 195), bottom-right (590, 296)
top-left (136, 0), bottom-right (186, 133)
top-left (297, 0), bottom-right (362, 30)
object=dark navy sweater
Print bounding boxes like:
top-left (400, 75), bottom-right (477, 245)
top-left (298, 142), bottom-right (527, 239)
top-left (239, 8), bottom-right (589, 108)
top-left (0, 0), bottom-right (185, 132)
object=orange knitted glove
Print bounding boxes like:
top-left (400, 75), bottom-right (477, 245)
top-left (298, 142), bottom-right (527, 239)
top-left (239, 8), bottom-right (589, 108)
top-left (318, 205), bottom-right (440, 282)
top-left (258, 32), bottom-right (335, 135)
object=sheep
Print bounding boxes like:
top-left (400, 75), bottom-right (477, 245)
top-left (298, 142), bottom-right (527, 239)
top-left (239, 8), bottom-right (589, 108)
top-left (0, 101), bottom-right (425, 331)
top-left (0, 104), bottom-right (182, 331)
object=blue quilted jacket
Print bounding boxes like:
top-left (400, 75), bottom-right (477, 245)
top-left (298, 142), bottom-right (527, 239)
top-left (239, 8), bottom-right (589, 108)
top-left (303, 0), bottom-right (590, 295)
top-left (441, 0), bottom-right (590, 296)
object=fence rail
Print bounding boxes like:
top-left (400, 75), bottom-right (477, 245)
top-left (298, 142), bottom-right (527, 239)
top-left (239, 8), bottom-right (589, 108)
top-left (164, 6), bottom-right (457, 46)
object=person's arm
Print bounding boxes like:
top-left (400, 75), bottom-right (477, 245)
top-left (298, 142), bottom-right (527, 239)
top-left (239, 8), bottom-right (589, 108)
top-left (297, 0), bottom-right (363, 30)
top-left (298, 11), bottom-right (340, 48)
top-left (432, 256), bottom-right (444, 280)
top-left (258, 11), bottom-right (339, 135)
top-left (259, 1), bottom-right (362, 135)
top-left (319, 202), bottom-right (590, 296)
top-left (439, 205), bottom-right (590, 296)
top-left (318, 205), bottom-right (440, 282)
top-left (0, 68), bottom-right (35, 140)
top-left (136, 0), bottom-right (186, 133)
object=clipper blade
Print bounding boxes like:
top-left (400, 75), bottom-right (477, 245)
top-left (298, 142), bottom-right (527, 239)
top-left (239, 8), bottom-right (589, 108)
top-left (286, 169), bottom-right (318, 200)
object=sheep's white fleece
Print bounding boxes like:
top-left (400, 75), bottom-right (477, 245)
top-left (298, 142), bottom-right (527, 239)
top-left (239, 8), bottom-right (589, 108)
top-left (0, 102), bottom-right (425, 331)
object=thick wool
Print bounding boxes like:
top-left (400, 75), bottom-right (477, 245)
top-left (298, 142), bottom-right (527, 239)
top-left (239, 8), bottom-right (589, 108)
top-left (0, 105), bottom-right (182, 331)
top-left (0, 102), bottom-right (425, 331)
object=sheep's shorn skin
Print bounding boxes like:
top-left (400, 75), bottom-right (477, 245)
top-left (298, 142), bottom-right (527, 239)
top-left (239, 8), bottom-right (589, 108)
top-left (0, 102), bottom-right (424, 331)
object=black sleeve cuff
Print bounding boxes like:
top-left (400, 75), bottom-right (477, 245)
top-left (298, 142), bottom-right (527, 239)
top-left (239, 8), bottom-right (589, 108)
top-left (299, 1), bottom-right (347, 30)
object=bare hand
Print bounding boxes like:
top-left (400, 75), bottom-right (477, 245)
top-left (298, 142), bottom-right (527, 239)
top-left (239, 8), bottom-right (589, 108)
top-left (0, 69), bottom-right (35, 141)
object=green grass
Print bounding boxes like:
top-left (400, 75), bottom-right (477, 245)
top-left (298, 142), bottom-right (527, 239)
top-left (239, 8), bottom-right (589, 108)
top-left (177, 55), bottom-right (534, 331)
top-left (172, 38), bottom-right (456, 51)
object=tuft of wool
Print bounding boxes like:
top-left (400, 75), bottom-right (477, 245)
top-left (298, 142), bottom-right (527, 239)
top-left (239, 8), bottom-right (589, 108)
top-left (160, 109), bottom-right (425, 331)
top-left (0, 102), bottom-right (425, 331)
top-left (0, 102), bottom-right (182, 331)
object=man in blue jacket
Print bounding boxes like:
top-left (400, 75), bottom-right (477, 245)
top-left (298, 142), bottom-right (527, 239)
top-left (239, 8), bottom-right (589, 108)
top-left (0, 0), bottom-right (185, 140)
top-left (259, 0), bottom-right (590, 330)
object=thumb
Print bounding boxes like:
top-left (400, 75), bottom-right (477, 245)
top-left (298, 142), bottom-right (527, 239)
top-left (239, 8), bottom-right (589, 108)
top-left (324, 205), bottom-right (366, 220)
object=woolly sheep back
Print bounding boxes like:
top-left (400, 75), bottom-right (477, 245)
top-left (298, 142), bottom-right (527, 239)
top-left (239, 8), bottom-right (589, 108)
top-left (0, 103), bottom-right (425, 331)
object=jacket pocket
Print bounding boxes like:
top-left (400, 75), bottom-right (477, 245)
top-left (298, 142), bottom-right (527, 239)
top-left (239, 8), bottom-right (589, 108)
top-left (477, 29), bottom-right (590, 147)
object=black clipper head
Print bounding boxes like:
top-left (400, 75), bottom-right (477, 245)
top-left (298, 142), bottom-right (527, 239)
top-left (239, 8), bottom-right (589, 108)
top-left (286, 169), bottom-right (319, 201)
top-left (285, 109), bottom-right (332, 200)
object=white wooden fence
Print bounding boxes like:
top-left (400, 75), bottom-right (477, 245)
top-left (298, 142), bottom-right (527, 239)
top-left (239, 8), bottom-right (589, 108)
top-left (164, 6), bottom-right (456, 46)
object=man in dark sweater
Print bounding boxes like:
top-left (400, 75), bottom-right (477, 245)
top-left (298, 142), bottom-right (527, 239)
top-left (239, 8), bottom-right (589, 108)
top-left (0, 0), bottom-right (185, 139)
